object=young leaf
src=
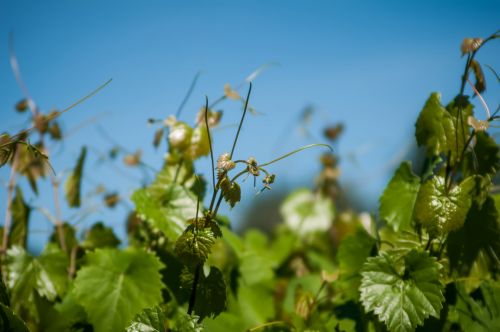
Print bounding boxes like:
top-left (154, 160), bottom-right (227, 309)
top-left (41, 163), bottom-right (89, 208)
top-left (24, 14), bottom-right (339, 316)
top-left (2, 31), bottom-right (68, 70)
top-left (280, 188), bottom-right (334, 235)
top-left (360, 250), bottom-right (444, 332)
top-left (9, 186), bottom-right (30, 248)
top-left (463, 131), bottom-right (500, 178)
top-left (414, 176), bottom-right (475, 236)
top-left (73, 248), bottom-right (165, 332)
top-left (174, 228), bottom-right (216, 268)
top-left (81, 222), bottom-right (120, 250)
top-left (379, 162), bottom-right (421, 232)
top-left (415, 93), bottom-right (471, 163)
top-left (6, 244), bottom-right (69, 306)
top-left (65, 146), bottom-right (87, 208)
top-left (126, 306), bottom-right (167, 332)
top-left (219, 177), bottom-right (241, 208)
top-left (132, 183), bottom-right (197, 240)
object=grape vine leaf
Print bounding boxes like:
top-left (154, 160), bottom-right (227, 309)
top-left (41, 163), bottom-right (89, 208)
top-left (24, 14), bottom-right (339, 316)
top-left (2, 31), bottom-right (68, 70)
top-left (379, 162), bottom-right (421, 232)
top-left (73, 248), bottom-right (165, 332)
top-left (81, 222), bottom-right (120, 249)
top-left (414, 175), bottom-right (475, 236)
top-left (65, 146), bottom-right (87, 208)
top-left (192, 266), bottom-right (227, 320)
top-left (0, 303), bottom-right (29, 332)
top-left (6, 244), bottom-right (69, 306)
top-left (9, 186), bottom-right (30, 248)
top-left (463, 131), bottom-right (500, 178)
top-left (449, 282), bottom-right (500, 332)
top-left (447, 197), bottom-right (500, 275)
top-left (131, 183), bottom-right (197, 240)
top-left (415, 93), bottom-right (471, 162)
top-left (174, 228), bottom-right (215, 268)
top-left (126, 306), bottom-right (167, 332)
top-left (360, 250), bottom-right (444, 332)
top-left (337, 229), bottom-right (376, 300)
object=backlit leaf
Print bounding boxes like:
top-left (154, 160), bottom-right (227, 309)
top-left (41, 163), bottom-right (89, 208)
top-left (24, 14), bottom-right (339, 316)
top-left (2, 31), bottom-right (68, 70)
top-left (379, 162), bottom-right (421, 232)
top-left (9, 186), bottom-right (30, 248)
top-left (414, 176), bottom-right (475, 236)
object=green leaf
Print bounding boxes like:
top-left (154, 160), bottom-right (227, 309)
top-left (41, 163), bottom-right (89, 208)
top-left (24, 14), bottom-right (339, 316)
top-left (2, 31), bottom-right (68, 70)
top-left (449, 281), bottom-right (500, 332)
top-left (132, 183), bottom-right (197, 240)
top-left (414, 176), bottom-right (475, 236)
top-left (185, 125), bottom-right (210, 160)
top-left (6, 244), bottom-right (69, 306)
top-left (447, 197), bottom-right (500, 275)
top-left (337, 229), bottom-right (376, 300)
top-left (0, 303), bottom-right (29, 332)
top-left (81, 222), bottom-right (120, 249)
top-left (174, 228), bottom-right (215, 268)
top-left (415, 93), bottom-right (471, 162)
top-left (126, 306), bottom-right (167, 332)
top-left (379, 162), bottom-right (421, 232)
top-left (9, 186), bottom-right (30, 248)
top-left (73, 248), bottom-right (165, 332)
top-left (280, 188), bottom-right (334, 234)
top-left (464, 131), bottom-right (500, 178)
top-left (65, 146), bottom-right (87, 207)
top-left (191, 266), bottom-right (227, 320)
top-left (360, 250), bottom-right (444, 332)
top-left (49, 223), bottom-right (78, 251)
top-left (219, 178), bottom-right (241, 208)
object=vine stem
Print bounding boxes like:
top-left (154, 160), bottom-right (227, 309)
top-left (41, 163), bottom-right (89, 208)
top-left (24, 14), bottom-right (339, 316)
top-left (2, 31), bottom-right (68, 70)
top-left (187, 263), bottom-right (202, 315)
top-left (246, 321), bottom-right (291, 332)
top-left (1, 148), bottom-right (20, 255)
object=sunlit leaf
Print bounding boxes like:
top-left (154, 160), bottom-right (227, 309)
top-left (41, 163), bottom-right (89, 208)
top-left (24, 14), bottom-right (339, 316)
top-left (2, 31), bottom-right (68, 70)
top-left (379, 162), bottom-right (421, 232)
top-left (74, 248), bottom-right (165, 332)
top-left (414, 175), bottom-right (475, 236)
top-left (415, 93), bottom-right (472, 163)
top-left (6, 244), bottom-right (69, 312)
top-left (132, 183), bottom-right (197, 240)
top-left (65, 146), bottom-right (87, 208)
top-left (360, 250), bottom-right (444, 332)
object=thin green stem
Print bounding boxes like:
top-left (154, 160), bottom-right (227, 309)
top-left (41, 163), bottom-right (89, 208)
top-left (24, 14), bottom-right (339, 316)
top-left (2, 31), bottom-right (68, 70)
top-left (230, 82), bottom-right (252, 159)
top-left (259, 143), bottom-right (332, 167)
top-left (176, 71), bottom-right (201, 118)
top-left (246, 321), bottom-right (292, 332)
top-left (205, 96), bottom-right (216, 191)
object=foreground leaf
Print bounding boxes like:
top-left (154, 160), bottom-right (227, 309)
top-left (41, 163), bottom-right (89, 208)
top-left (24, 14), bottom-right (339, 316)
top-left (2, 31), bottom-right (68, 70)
top-left (379, 162), bottom-right (421, 232)
top-left (360, 250), bottom-right (444, 332)
top-left (192, 266), bottom-right (227, 320)
top-left (174, 228), bottom-right (216, 268)
top-left (74, 248), bottom-right (165, 332)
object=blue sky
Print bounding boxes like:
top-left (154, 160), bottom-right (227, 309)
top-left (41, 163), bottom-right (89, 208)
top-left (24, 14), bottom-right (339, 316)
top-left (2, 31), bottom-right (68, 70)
top-left (1, 0), bottom-right (499, 252)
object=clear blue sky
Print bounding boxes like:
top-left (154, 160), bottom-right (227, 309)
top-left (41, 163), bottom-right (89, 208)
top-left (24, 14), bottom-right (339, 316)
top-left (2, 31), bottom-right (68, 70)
top-left (1, 0), bottom-right (499, 253)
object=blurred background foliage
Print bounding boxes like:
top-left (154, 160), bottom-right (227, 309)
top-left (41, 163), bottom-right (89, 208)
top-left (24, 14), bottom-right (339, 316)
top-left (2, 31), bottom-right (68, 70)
top-left (1, 0), bottom-right (499, 252)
